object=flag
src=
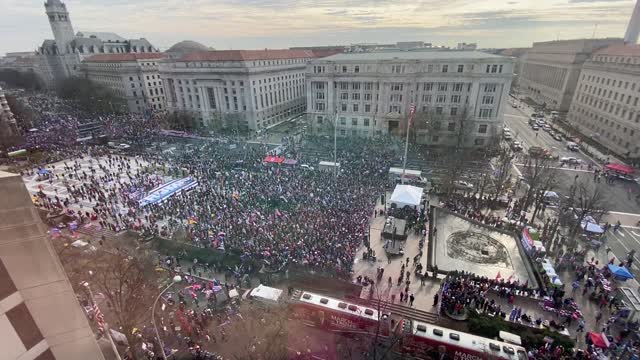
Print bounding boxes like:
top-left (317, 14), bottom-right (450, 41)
top-left (408, 103), bottom-right (416, 128)
top-left (495, 271), bottom-right (502, 280)
top-left (93, 302), bottom-right (105, 333)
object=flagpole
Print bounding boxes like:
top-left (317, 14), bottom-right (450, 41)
top-left (334, 110), bottom-right (337, 178)
top-left (84, 282), bottom-right (122, 360)
top-left (401, 104), bottom-right (415, 185)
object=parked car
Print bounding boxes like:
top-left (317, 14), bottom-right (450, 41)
top-left (531, 125), bottom-right (540, 131)
top-left (453, 180), bottom-right (474, 190)
top-left (503, 132), bottom-right (514, 141)
top-left (552, 134), bottom-right (563, 141)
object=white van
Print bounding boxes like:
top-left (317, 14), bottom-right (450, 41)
top-left (566, 142), bottom-right (580, 152)
top-left (242, 284), bottom-right (284, 306)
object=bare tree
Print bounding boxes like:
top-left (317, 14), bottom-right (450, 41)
top-left (492, 147), bottom-right (515, 201)
top-left (521, 155), bottom-right (553, 213)
top-left (565, 179), bottom-right (608, 246)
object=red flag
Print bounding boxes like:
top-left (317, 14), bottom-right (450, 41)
top-left (495, 271), bottom-right (502, 280)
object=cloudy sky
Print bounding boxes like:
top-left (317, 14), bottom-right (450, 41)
top-left (0, 0), bottom-right (636, 55)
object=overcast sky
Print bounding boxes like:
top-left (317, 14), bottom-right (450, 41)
top-left (0, 0), bottom-right (636, 55)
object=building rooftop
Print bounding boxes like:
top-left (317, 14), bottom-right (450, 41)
top-left (167, 40), bottom-right (210, 53)
top-left (316, 50), bottom-right (505, 62)
top-left (178, 49), bottom-right (315, 62)
top-left (76, 31), bottom-right (127, 43)
top-left (594, 43), bottom-right (640, 57)
top-left (83, 53), bottom-right (165, 62)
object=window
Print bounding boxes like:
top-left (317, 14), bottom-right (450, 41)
top-left (453, 83), bottom-right (463, 92)
top-left (436, 107), bottom-right (444, 115)
top-left (340, 83), bottom-right (348, 90)
top-left (457, 64), bottom-right (464, 73)
top-left (391, 83), bottom-right (403, 91)
top-left (451, 95), bottom-right (461, 103)
top-left (341, 103), bottom-right (347, 111)
top-left (442, 65), bottom-right (448, 73)
top-left (478, 124), bottom-right (488, 133)
top-left (391, 65), bottom-right (404, 73)
top-left (353, 104), bottom-right (359, 112)
top-left (450, 107), bottom-right (458, 116)
top-left (424, 83), bottom-right (433, 91)
top-left (342, 65), bottom-right (348, 73)
top-left (484, 84), bottom-right (497, 92)
top-left (341, 93), bottom-right (348, 100)
top-left (352, 118), bottom-right (358, 126)
top-left (482, 96), bottom-right (494, 105)
top-left (479, 108), bottom-right (493, 118)
top-left (423, 94), bottom-right (432, 103)
top-left (427, 64), bottom-right (433, 73)
top-left (315, 102), bottom-right (325, 111)
top-left (438, 83), bottom-right (448, 92)
top-left (352, 83), bottom-right (361, 90)
top-left (316, 92), bottom-right (325, 100)
top-left (364, 82), bottom-right (373, 90)
top-left (499, 64), bottom-right (503, 73)
top-left (352, 93), bottom-right (360, 100)
top-left (364, 118), bottom-right (370, 126)
top-left (365, 104), bottom-right (371, 112)
top-left (354, 66), bottom-right (360, 73)
top-left (364, 93), bottom-right (372, 101)
top-left (316, 116), bottom-right (323, 124)
top-left (447, 122), bottom-right (455, 131)
top-left (436, 95), bottom-right (446, 103)
top-left (491, 65), bottom-right (498, 73)
top-left (340, 117), bottom-right (346, 125)
top-left (486, 64), bottom-right (491, 73)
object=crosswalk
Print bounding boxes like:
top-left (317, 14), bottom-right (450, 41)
top-left (604, 226), bottom-right (640, 271)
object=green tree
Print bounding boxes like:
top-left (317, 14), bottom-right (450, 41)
top-left (0, 69), bottom-right (44, 90)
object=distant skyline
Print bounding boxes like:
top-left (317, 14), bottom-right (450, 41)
top-left (0, 0), bottom-right (637, 55)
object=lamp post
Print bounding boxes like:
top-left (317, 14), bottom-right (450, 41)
top-left (152, 275), bottom-right (182, 360)
top-left (81, 280), bottom-right (122, 360)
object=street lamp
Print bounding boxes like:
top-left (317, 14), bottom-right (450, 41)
top-left (152, 275), bottom-right (182, 360)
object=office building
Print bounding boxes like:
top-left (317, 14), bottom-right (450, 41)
top-left (305, 51), bottom-right (514, 147)
top-left (81, 53), bottom-right (167, 113)
top-left (518, 38), bottom-right (623, 112)
top-left (159, 49), bottom-right (314, 130)
top-left (0, 170), bottom-right (104, 360)
top-left (0, 86), bottom-right (20, 149)
top-left (567, 44), bottom-right (640, 159)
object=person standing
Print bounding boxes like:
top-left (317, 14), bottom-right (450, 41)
top-left (433, 293), bottom-right (439, 307)
top-left (409, 293), bottom-right (415, 307)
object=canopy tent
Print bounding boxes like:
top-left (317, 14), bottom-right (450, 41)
top-left (139, 177), bottom-right (198, 207)
top-left (605, 163), bottom-right (635, 175)
top-left (608, 264), bottom-right (635, 281)
top-left (389, 185), bottom-right (423, 209)
top-left (264, 155), bottom-right (285, 164)
top-left (543, 191), bottom-right (559, 198)
top-left (282, 159), bottom-right (298, 165)
top-left (581, 221), bottom-right (604, 234)
top-left (588, 332), bottom-right (610, 349)
top-left (37, 169), bottom-right (52, 176)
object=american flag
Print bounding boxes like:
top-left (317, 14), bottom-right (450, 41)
top-left (93, 302), bottom-right (105, 333)
top-left (408, 103), bottom-right (417, 128)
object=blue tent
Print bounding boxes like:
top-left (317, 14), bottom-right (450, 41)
top-left (37, 169), bottom-right (51, 176)
top-left (607, 264), bottom-right (634, 281)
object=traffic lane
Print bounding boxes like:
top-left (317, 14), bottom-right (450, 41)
top-left (548, 169), bottom-right (640, 214)
top-left (604, 227), bottom-right (640, 271)
top-left (503, 113), bottom-right (594, 165)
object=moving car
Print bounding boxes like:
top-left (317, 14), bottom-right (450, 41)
top-left (453, 180), bottom-right (474, 190)
top-left (531, 125), bottom-right (539, 131)
top-left (560, 157), bottom-right (581, 165)
top-left (552, 133), bottom-right (563, 141)
top-left (511, 141), bottom-right (523, 152)
top-left (503, 132), bottom-right (514, 141)
top-left (566, 142), bottom-right (580, 151)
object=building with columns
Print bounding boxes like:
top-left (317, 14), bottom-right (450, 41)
top-left (80, 53), bottom-right (167, 114)
top-left (305, 51), bottom-right (514, 148)
top-left (518, 38), bottom-right (623, 112)
top-left (0, 86), bottom-right (21, 149)
top-left (567, 44), bottom-right (640, 160)
top-left (159, 50), bottom-right (313, 130)
top-left (35, 0), bottom-right (159, 88)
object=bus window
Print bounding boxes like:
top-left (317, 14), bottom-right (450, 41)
top-left (416, 324), bottom-right (427, 332)
top-left (503, 346), bottom-right (515, 354)
top-left (338, 302), bottom-right (347, 309)
top-left (320, 298), bottom-right (329, 304)
top-left (449, 333), bottom-right (460, 341)
top-left (489, 343), bottom-right (501, 351)
top-left (433, 329), bottom-right (443, 336)
top-left (348, 305), bottom-right (357, 312)
top-left (364, 309), bottom-right (374, 316)
top-left (302, 293), bottom-right (312, 300)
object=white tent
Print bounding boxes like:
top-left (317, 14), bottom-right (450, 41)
top-left (389, 185), bottom-right (423, 209)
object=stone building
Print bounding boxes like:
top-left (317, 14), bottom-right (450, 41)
top-left (0, 170), bottom-right (104, 360)
top-left (159, 49), bottom-right (314, 130)
top-left (305, 51), bottom-right (514, 148)
top-left (0, 86), bottom-right (20, 149)
top-left (567, 44), bottom-right (640, 159)
top-left (81, 53), bottom-right (167, 114)
top-left (518, 38), bottom-right (623, 112)
top-left (36, 0), bottom-right (159, 88)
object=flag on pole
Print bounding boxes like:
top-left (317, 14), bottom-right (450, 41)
top-left (408, 103), bottom-right (417, 128)
top-left (93, 302), bottom-right (105, 333)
